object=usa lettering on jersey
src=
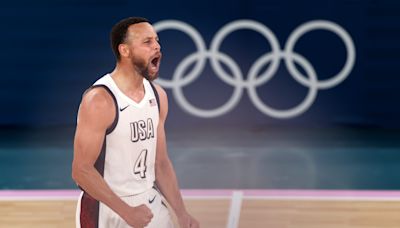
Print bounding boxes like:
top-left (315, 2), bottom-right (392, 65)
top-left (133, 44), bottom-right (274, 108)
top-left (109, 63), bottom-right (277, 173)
top-left (130, 118), bottom-right (155, 142)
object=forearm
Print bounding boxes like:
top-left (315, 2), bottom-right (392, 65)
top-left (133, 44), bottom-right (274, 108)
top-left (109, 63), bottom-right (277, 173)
top-left (156, 159), bottom-right (187, 215)
top-left (72, 165), bottom-right (130, 218)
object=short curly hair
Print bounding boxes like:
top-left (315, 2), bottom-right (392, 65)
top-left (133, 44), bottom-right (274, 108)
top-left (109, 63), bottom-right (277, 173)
top-left (110, 17), bottom-right (150, 61)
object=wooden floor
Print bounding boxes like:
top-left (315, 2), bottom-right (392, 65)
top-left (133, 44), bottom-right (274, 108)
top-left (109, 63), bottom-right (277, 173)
top-left (1, 198), bottom-right (400, 228)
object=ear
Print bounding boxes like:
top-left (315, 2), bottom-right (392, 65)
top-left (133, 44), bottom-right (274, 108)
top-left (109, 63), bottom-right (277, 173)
top-left (118, 44), bottom-right (130, 58)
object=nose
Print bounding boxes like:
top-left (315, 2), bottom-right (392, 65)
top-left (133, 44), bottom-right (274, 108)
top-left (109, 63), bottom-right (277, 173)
top-left (154, 41), bottom-right (161, 51)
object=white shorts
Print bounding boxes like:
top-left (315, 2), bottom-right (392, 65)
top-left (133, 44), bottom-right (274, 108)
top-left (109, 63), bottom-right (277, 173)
top-left (76, 187), bottom-right (175, 228)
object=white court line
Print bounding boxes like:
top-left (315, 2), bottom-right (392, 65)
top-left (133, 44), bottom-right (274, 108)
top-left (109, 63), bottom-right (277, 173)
top-left (0, 194), bottom-right (231, 201)
top-left (183, 195), bottom-right (232, 200)
top-left (0, 196), bottom-right (79, 201)
top-left (226, 191), bottom-right (243, 228)
top-left (244, 195), bottom-right (400, 201)
top-left (11, 195), bottom-right (396, 201)
top-left (3, 190), bottom-right (400, 201)
top-left (4, 195), bottom-right (400, 201)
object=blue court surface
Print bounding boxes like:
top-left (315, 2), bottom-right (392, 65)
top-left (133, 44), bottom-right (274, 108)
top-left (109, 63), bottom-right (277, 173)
top-left (0, 125), bottom-right (399, 190)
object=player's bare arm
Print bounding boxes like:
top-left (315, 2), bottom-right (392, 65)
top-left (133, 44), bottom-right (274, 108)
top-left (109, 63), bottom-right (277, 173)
top-left (154, 84), bottom-right (200, 228)
top-left (72, 88), bottom-right (153, 227)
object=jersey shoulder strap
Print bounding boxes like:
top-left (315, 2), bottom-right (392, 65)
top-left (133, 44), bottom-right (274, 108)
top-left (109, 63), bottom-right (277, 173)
top-left (149, 82), bottom-right (160, 113)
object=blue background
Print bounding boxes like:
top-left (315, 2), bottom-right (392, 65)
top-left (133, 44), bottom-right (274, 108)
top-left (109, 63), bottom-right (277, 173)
top-left (0, 0), bottom-right (398, 129)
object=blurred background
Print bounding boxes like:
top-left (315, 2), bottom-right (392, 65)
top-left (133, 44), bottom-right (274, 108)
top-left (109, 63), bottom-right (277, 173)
top-left (0, 0), bottom-right (399, 190)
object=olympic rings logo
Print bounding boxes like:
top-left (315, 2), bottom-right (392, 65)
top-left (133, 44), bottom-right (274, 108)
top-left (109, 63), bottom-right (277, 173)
top-left (154, 20), bottom-right (356, 118)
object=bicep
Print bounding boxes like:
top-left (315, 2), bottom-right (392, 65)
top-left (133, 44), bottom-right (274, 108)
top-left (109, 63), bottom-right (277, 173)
top-left (73, 118), bottom-right (106, 166)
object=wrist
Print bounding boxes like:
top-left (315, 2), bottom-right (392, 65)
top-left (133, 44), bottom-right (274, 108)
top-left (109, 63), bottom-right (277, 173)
top-left (117, 203), bottom-right (133, 221)
top-left (175, 207), bottom-right (188, 217)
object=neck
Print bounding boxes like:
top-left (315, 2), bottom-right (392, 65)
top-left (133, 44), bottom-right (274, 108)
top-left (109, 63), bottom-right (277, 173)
top-left (110, 62), bottom-right (144, 92)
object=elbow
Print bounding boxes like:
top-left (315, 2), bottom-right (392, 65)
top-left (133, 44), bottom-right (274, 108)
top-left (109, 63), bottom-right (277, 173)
top-left (71, 162), bottom-right (80, 184)
top-left (71, 161), bottom-right (90, 185)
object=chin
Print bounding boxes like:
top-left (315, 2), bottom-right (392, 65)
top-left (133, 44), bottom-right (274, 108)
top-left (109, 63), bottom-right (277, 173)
top-left (145, 73), bottom-right (159, 82)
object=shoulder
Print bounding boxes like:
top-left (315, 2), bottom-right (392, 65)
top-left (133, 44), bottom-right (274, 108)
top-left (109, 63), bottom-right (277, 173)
top-left (81, 86), bottom-right (115, 111)
top-left (149, 81), bottom-right (168, 120)
top-left (78, 86), bottom-right (116, 128)
top-left (151, 82), bottom-right (167, 100)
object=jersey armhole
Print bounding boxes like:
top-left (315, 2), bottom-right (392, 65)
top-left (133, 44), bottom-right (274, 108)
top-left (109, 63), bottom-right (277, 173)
top-left (83, 85), bottom-right (119, 135)
top-left (149, 82), bottom-right (161, 113)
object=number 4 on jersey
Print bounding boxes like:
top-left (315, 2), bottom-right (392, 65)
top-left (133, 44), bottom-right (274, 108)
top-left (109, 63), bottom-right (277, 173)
top-left (134, 149), bottom-right (147, 179)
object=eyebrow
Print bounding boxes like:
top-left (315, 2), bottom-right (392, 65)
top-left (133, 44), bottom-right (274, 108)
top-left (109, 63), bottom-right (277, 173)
top-left (143, 36), bottom-right (159, 40)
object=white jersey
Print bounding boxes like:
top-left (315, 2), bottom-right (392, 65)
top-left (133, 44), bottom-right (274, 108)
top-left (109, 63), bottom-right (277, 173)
top-left (92, 74), bottom-right (159, 196)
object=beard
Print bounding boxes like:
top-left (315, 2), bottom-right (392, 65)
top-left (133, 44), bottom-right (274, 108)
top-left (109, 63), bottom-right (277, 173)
top-left (132, 57), bottom-right (158, 81)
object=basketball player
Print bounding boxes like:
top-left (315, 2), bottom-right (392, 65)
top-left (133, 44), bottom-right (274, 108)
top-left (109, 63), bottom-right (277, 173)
top-left (72, 17), bottom-right (199, 228)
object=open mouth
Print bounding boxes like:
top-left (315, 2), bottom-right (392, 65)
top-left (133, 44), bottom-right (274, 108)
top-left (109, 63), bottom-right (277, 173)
top-left (150, 54), bottom-right (161, 70)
